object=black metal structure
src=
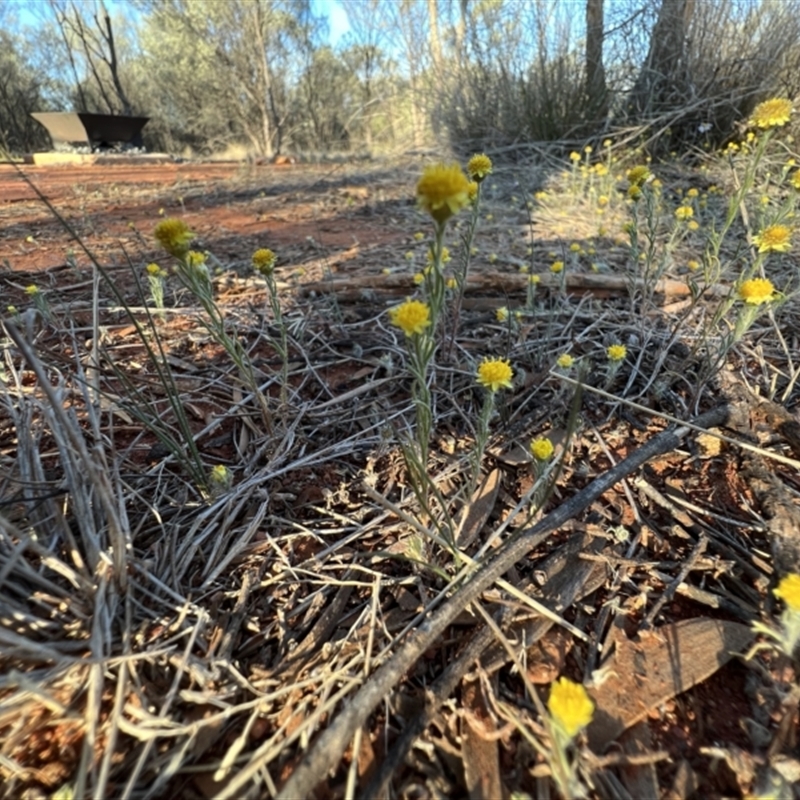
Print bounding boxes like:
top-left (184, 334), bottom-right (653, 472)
top-left (30, 113), bottom-right (149, 151)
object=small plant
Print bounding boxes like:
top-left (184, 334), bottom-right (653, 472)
top-left (145, 262), bottom-right (167, 318)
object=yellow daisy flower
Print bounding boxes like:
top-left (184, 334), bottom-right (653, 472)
top-left (749, 97), bottom-right (793, 129)
top-left (738, 278), bottom-right (775, 305)
top-left (675, 205), bottom-right (694, 221)
top-left (154, 218), bottom-right (194, 256)
top-left (467, 153), bottom-right (493, 182)
top-left (389, 299), bottom-right (431, 336)
top-left (550, 261), bottom-right (564, 274)
top-left (417, 163), bottom-right (471, 225)
top-left (626, 166), bottom-right (650, 186)
top-left (477, 357), bottom-right (513, 392)
top-left (607, 344), bottom-right (627, 362)
top-left (774, 573), bottom-right (800, 613)
top-left (753, 224), bottom-right (792, 253)
top-left (252, 248), bottom-right (277, 275)
top-left (548, 677), bottom-right (594, 738)
top-left (556, 354), bottom-right (574, 369)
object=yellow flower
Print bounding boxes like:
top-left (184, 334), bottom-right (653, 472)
top-left (569, 243), bottom-right (581, 253)
top-left (477, 357), bottom-right (513, 392)
top-left (252, 248), bottom-right (277, 275)
top-left (584, 145), bottom-right (592, 154)
top-left (530, 437), bottom-right (554, 461)
top-left (675, 205), bottom-right (694, 221)
top-left (445, 277), bottom-right (457, 289)
top-left (414, 231), bottom-right (425, 241)
top-left (627, 185), bottom-right (642, 201)
top-left (529, 274), bottom-right (540, 285)
top-left (626, 165), bottom-right (650, 186)
top-left (467, 153), bottom-right (493, 182)
top-left (688, 259), bottom-right (700, 270)
top-left (550, 261), bottom-right (564, 273)
top-left (412, 272), bottom-right (424, 285)
top-left (154, 218), bottom-right (194, 256)
top-left (7, 305), bottom-right (18, 315)
top-left (534, 191), bottom-right (548, 201)
top-left (146, 262), bottom-right (162, 276)
top-left (791, 170), bottom-right (800, 191)
top-left (488, 253), bottom-right (498, 264)
top-left (569, 151), bottom-right (581, 162)
top-left (749, 97), bottom-right (793, 129)
top-left (417, 163), bottom-right (471, 224)
top-left (774, 573), bottom-right (800, 613)
top-left (594, 163), bottom-right (608, 177)
top-left (603, 139), bottom-right (612, 148)
top-left (405, 251), bottom-right (415, 262)
top-left (686, 188), bottom-right (699, 198)
top-left (467, 181), bottom-right (478, 201)
top-left (24, 284), bottom-right (39, 296)
top-left (496, 306), bottom-right (509, 322)
top-left (753, 224), bottom-right (792, 253)
top-left (519, 264), bottom-right (529, 274)
top-left (607, 344), bottom-right (627, 362)
top-left (547, 677), bottom-right (594, 739)
top-left (427, 246), bottom-right (451, 265)
top-left (389, 299), bottom-right (431, 336)
top-left (556, 354), bottom-right (574, 369)
top-left (738, 278), bottom-right (775, 305)
top-left (597, 195), bottom-right (609, 208)
top-left (209, 465), bottom-right (232, 489)
top-left (688, 221), bottom-right (700, 231)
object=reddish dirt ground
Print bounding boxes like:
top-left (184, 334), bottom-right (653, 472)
top-left (0, 158), bottom-right (409, 305)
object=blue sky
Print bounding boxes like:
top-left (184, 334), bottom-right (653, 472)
top-left (314, 0), bottom-right (351, 46)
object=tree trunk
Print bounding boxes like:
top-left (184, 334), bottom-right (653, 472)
top-left (584, 0), bottom-right (607, 121)
top-left (629, 0), bottom-right (695, 118)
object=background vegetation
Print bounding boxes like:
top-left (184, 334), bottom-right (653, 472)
top-left (3, 0), bottom-right (800, 159)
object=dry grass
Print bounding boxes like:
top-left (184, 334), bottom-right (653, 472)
top-left (2, 143), bottom-right (800, 800)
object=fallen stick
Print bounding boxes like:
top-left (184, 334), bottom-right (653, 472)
top-left (299, 270), bottom-right (727, 302)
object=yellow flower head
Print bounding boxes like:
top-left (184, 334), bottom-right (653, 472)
top-left (597, 195), bottom-right (609, 208)
top-left (753, 224), bottom-right (792, 253)
top-left (774, 573), bottom-right (800, 613)
top-left (7, 305), bottom-right (18, 315)
top-left (530, 437), bottom-right (554, 461)
top-left (627, 185), bottom-right (642, 201)
top-left (467, 181), bottom-right (479, 201)
top-left (413, 231), bottom-right (425, 241)
top-left (146, 262), bottom-right (162, 276)
top-left (550, 261), bottom-right (564, 274)
top-left (569, 151), bottom-right (581, 162)
top-left (467, 153), bottom-right (493, 182)
top-left (529, 273), bottom-right (541, 285)
top-left (675, 205), bottom-right (694, 221)
top-left (603, 139), bottom-right (612, 148)
top-left (791, 170), bottom-right (800, 191)
top-left (496, 306), bottom-right (509, 322)
top-left (412, 272), bottom-right (424, 285)
top-left (24, 284), bottom-right (39, 296)
top-left (688, 259), bottom-right (700, 271)
top-left (154, 218), bottom-right (194, 256)
top-left (477, 357), bottom-right (513, 392)
top-left (209, 464), bottom-right (232, 488)
top-left (389, 299), bottom-right (431, 336)
top-left (427, 246), bottom-right (451, 265)
top-left (594, 163), bottom-right (609, 176)
top-left (686, 188), bottom-right (699, 198)
top-left (687, 220), bottom-right (700, 232)
top-left (548, 677), bottom-right (594, 739)
top-left (738, 277), bottom-right (775, 305)
top-left (252, 248), bottom-right (277, 275)
top-left (445, 277), bottom-right (457, 290)
top-left (749, 98), bottom-right (793, 129)
top-left (417, 163), bottom-right (471, 225)
top-left (627, 166), bottom-right (650, 186)
top-left (607, 344), bottom-right (627, 362)
top-left (556, 354), bottom-right (574, 369)
top-left (569, 243), bottom-right (581, 253)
